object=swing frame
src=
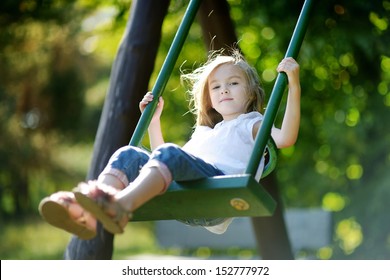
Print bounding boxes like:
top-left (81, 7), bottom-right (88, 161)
top-left (129, 0), bottom-right (314, 221)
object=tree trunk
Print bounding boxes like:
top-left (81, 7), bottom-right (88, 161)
top-left (251, 174), bottom-right (294, 259)
top-left (198, 0), bottom-right (293, 260)
top-left (64, 0), bottom-right (170, 260)
top-left (86, 0), bottom-right (170, 180)
top-left (197, 0), bottom-right (238, 51)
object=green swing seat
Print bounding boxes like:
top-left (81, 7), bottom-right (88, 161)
top-left (128, 0), bottom-right (313, 221)
top-left (132, 139), bottom-right (278, 221)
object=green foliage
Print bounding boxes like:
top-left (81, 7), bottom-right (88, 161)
top-left (0, 0), bottom-right (134, 216)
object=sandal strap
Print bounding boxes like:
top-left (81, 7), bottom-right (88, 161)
top-left (80, 181), bottom-right (132, 223)
top-left (49, 192), bottom-right (74, 209)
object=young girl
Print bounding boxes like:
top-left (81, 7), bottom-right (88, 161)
top-left (39, 50), bottom-right (301, 239)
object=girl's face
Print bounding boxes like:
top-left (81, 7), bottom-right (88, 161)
top-left (208, 63), bottom-right (249, 121)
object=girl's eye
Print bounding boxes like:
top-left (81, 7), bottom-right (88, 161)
top-left (230, 82), bottom-right (239, 85)
top-left (212, 85), bottom-right (220, 90)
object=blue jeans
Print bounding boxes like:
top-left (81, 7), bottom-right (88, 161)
top-left (105, 143), bottom-right (227, 227)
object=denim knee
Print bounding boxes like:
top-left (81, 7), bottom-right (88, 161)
top-left (102, 145), bottom-right (150, 184)
top-left (150, 143), bottom-right (187, 178)
top-left (150, 143), bottom-right (181, 160)
top-left (150, 143), bottom-right (224, 182)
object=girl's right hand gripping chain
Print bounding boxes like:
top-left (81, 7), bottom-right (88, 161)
top-left (139, 92), bottom-right (164, 125)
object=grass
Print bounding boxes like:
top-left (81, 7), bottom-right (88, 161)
top-left (0, 216), bottom-right (71, 259)
top-left (0, 216), bottom-right (164, 260)
top-left (0, 215), bottom-right (259, 260)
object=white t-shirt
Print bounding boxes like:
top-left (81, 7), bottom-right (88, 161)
top-left (182, 112), bottom-right (265, 234)
top-left (183, 112), bottom-right (264, 176)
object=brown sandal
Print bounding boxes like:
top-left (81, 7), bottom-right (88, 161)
top-left (38, 191), bottom-right (96, 240)
top-left (73, 181), bottom-right (132, 235)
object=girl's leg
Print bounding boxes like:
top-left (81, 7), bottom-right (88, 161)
top-left (40, 145), bottom-right (149, 238)
top-left (113, 143), bottom-right (230, 231)
top-left (115, 143), bottom-right (224, 213)
top-left (114, 166), bottom-right (167, 213)
top-left (77, 145), bottom-right (150, 217)
top-left (75, 143), bottom-right (223, 234)
top-left (97, 145), bottom-right (151, 190)
top-left (74, 146), bottom-right (151, 233)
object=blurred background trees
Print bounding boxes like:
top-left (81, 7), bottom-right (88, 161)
top-left (0, 0), bottom-right (389, 259)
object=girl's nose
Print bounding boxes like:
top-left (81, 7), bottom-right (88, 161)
top-left (221, 88), bottom-right (229, 94)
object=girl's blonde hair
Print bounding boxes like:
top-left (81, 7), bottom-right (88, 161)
top-left (181, 49), bottom-right (265, 128)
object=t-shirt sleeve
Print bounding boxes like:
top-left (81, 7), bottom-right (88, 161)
top-left (244, 113), bottom-right (263, 140)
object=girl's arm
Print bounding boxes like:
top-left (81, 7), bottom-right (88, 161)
top-left (253, 57), bottom-right (301, 148)
top-left (139, 92), bottom-right (165, 150)
top-left (271, 57), bottom-right (301, 148)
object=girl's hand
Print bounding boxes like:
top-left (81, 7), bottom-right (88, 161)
top-left (271, 57), bottom-right (301, 148)
top-left (277, 57), bottom-right (300, 89)
top-left (139, 92), bottom-right (164, 124)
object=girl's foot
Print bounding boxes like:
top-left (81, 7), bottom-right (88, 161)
top-left (73, 181), bottom-right (131, 235)
top-left (38, 191), bottom-right (97, 240)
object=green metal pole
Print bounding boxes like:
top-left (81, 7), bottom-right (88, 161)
top-left (245, 0), bottom-right (314, 175)
top-left (130, 0), bottom-right (202, 146)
